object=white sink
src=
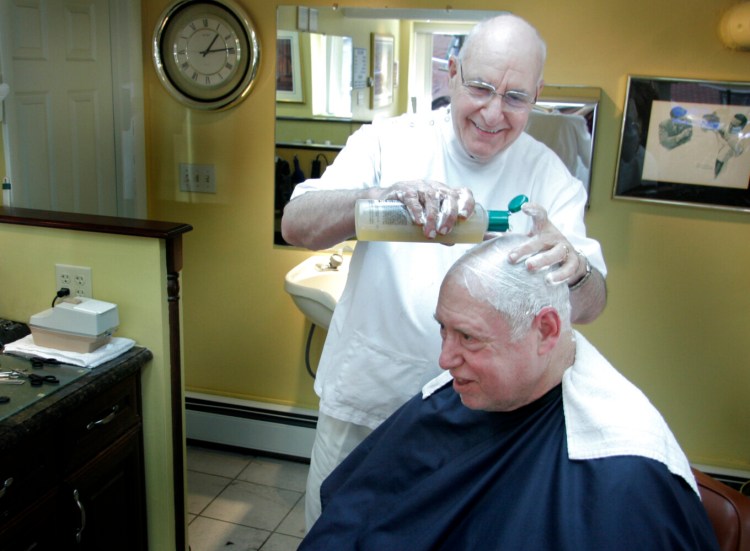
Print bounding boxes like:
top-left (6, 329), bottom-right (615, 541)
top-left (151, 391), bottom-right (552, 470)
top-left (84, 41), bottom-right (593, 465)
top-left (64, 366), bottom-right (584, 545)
top-left (284, 254), bottom-right (350, 330)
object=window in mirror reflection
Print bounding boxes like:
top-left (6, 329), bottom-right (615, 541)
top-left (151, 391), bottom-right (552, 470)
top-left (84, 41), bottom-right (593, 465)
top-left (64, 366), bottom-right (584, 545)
top-left (311, 34), bottom-right (353, 118)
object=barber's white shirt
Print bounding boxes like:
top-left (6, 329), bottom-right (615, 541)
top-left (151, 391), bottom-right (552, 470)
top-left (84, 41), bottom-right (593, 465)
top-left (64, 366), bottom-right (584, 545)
top-left (291, 108), bottom-right (606, 430)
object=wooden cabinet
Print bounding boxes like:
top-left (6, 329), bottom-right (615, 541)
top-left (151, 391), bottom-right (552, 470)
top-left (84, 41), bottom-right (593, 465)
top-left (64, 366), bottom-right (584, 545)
top-left (0, 351), bottom-right (149, 550)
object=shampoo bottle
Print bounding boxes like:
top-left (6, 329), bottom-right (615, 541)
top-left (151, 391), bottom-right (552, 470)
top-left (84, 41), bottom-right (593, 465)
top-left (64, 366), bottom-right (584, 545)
top-left (355, 195), bottom-right (528, 244)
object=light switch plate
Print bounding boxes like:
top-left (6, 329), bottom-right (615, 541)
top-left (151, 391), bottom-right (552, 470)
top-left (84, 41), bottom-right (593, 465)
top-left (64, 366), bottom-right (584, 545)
top-left (179, 163), bottom-right (216, 193)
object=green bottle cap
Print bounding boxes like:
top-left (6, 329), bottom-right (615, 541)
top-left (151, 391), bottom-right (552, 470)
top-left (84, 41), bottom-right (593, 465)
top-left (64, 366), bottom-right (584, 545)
top-left (487, 210), bottom-right (510, 232)
top-left (508, 194), bottom-right (529, 213)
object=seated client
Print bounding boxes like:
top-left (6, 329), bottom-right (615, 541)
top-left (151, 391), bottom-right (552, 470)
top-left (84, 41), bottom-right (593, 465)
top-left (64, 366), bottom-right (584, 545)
top-left (300, 234), bottom-right (718, 550)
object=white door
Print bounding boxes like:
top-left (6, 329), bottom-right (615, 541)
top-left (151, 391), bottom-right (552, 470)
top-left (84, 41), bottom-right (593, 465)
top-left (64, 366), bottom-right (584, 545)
top-left (0, 0), bottom-right (145, 217)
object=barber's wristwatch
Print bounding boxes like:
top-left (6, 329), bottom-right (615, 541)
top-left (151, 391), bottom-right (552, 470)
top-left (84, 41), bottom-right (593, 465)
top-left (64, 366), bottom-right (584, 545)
top-left (569, 251), bottom-right (592, 291)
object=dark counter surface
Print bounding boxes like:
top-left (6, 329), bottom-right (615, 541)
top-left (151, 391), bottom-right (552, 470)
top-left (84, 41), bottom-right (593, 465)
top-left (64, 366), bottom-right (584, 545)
top-left (0, 346), bottom-right (152, 451)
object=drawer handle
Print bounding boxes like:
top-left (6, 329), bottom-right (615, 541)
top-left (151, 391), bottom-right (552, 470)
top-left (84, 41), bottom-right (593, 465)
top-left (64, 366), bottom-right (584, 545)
top-left (73, 488), bottom-right (87, 543)
top-left (86, 404), bottom-right (120, 430)
top-left (0, 477), bottom-right (13, 499)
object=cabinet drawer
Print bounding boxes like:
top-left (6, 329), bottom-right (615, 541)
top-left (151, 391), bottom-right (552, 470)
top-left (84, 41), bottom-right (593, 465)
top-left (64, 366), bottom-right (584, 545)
top-left (62, 374), bottom-right (140, 470)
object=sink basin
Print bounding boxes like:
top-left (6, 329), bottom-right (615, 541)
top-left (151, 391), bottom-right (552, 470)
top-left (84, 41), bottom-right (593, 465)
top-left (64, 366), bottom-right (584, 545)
top-left (284, 254), bottom-right (350, 330)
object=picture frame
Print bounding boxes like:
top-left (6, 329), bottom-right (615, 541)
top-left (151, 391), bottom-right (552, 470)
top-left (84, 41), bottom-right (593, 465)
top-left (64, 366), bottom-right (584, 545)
top-left (370, 33), bottom-right (394, 109)
top-left (276, 30), bottom-right (303, 103)
top-left (614, 75), bottom-right (750, 212)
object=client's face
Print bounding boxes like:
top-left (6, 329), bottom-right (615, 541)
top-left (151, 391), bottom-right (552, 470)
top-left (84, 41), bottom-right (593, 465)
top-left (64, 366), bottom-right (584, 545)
top-left (435, 278), bottom-right (548, 412)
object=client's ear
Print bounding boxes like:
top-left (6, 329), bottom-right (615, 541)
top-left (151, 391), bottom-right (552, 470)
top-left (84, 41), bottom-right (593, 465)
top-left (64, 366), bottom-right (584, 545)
top-left (532, 306), bottom-right (561, 355)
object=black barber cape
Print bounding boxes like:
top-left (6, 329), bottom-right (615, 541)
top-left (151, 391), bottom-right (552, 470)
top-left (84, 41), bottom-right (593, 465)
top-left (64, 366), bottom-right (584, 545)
top-left (300, 382), bottom-right (718, 551)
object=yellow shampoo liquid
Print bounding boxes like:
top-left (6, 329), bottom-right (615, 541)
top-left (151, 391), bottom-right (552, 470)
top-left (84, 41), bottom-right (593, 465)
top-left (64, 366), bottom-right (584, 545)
top-left (355, 195), bottom-right (527, 244)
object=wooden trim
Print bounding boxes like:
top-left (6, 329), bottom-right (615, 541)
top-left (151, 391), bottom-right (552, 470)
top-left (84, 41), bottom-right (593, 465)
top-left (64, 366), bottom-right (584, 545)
top-left (0, 206), bottom-right (192, 239)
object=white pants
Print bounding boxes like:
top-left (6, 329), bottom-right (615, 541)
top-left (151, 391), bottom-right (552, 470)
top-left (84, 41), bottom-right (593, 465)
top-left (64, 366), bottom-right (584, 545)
top-left (305, 412), bottom-right (373, 531)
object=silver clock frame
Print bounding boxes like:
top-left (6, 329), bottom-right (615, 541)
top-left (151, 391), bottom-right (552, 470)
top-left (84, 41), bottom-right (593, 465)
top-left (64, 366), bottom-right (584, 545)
top-left (153, 0), bottom-right (261, 111)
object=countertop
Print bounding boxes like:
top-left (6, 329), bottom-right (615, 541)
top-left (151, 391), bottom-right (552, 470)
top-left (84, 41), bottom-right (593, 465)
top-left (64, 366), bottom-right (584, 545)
top-left (0, 346), bottom-right (152, 451)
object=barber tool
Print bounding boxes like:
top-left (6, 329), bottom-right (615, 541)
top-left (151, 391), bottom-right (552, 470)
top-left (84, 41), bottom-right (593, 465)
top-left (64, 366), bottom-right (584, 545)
top-left (0, 370), bottom-right (59, 386)
top-left (0, 371), bottom-right (25, 384)
top-left (26, 373), bottom-right (60, 386)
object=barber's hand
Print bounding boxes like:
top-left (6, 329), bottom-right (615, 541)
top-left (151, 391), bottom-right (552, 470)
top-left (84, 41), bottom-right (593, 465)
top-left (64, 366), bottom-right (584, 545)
top-left (380, 181), bottom-right (475, 240)
top-left (506, 202), bottom-right (587, 286)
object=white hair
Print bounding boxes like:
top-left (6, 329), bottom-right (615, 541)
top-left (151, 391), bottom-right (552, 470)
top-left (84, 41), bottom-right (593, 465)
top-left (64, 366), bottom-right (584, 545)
top-left (444, 234), bottom-right (570, 341)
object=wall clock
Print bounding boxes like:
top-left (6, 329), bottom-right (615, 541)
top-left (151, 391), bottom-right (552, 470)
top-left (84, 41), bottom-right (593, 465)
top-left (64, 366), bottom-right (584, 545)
top-left (153, 0), bottom-right (260, 110)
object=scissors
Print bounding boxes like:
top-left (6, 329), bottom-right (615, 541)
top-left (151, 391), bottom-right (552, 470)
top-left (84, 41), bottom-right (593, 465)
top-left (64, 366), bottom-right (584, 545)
top-left (4, 352), bottom-right (64, 368)
top-left (31, 357), bottom-right (63, 368)
top-left (0, 370), bottom-right (59, 386)
top-left (27, 373), bottom-right (60, 386)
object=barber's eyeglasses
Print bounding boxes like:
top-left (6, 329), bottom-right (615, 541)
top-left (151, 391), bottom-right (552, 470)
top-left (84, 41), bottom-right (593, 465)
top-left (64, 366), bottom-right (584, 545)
top-left (459, 63), bottom-right (534, 113)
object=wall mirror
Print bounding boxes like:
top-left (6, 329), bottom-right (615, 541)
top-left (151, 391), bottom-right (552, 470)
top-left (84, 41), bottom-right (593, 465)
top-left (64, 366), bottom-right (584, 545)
top-left (274, 6), bottom-right (601, 246)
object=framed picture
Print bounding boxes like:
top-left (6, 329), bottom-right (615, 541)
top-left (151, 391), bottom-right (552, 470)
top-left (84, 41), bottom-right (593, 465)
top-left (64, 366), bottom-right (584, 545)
top-left (370, 33), bottom-right (394, 109)
top-left (276, 30), bottom-right (303, 103)
top-left (614, 75), bottom-right (750, 212)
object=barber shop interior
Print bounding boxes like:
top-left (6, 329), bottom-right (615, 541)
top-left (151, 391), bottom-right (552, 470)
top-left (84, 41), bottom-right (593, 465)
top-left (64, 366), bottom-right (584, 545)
top-left (1, 0), bottom-right (749, 549)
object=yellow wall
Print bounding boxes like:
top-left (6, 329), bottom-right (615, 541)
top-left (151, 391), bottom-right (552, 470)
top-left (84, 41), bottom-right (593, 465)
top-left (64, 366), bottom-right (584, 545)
top-left (142, 0), bottom-right (750, 472)
top-left (0, 225), bottom-right (178, 550)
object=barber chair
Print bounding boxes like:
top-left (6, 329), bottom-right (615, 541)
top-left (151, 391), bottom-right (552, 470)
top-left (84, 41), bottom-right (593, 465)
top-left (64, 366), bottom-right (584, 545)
top-left (692, 468), bottom-right (750, 551)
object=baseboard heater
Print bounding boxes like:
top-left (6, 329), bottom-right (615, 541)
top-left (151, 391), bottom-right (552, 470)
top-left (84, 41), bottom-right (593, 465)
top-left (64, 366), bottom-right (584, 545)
top-left (185, 392), bottom-right (318, 460)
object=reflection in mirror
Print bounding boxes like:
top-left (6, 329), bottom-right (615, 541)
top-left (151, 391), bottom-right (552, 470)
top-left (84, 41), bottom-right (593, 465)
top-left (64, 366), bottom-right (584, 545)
top-left (529, 86), bottom-right (601, 201)
top-left (274, 7), bottom-right (600, 246)
top-left (310, 34), bottom-right (353, 118)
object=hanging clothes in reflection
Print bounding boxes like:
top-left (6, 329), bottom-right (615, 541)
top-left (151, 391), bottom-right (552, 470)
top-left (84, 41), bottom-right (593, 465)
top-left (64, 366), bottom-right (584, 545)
top-left (526, 110), bottom-right (592, 186)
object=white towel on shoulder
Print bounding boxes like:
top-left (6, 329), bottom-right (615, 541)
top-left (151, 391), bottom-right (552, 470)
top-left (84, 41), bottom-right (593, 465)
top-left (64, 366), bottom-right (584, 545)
top-left (562, 331), bottom-right (698, 496)
top-left (4, 334), bottom-right (135, 369)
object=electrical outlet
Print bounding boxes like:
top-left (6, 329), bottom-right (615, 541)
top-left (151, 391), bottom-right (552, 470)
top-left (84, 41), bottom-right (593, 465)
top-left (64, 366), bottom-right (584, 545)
top-left (179, 163), bottom-right (216, 193)
top-left (55, 264), bottom-right (92, 298)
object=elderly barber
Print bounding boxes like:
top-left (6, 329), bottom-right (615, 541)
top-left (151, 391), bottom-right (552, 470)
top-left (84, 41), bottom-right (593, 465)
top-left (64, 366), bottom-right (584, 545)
top-left (281, 13), bottom-right (607, 528)
top-left (300, 235), bottom-right (718, 550)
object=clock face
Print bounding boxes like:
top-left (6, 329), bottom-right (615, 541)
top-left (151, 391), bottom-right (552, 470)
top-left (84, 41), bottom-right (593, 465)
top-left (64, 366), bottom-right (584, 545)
top-left (153, 0), bottom-right (260, 110)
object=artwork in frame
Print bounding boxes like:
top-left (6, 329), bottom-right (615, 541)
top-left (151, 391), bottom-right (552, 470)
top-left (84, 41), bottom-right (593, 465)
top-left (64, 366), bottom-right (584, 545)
top-left (371, 33), bottom-right (394, 109)
top-left (614, 75), bottom-right (750, 212)
top-left (276, 30), bottom-right (303, 103)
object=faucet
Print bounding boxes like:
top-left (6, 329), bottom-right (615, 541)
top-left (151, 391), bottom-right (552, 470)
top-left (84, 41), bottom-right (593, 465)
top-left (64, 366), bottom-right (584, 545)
top-left (316, 253), bottom-right (343, 271)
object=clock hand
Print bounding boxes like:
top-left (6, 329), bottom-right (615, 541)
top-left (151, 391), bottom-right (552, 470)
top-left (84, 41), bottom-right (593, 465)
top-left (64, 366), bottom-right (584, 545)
top-left (201, 34), bottom-right (219, 57)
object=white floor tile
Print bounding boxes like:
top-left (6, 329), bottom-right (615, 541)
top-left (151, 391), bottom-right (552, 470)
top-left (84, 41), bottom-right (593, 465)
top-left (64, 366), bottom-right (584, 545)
top-left (238, 457), bottom-right (309, 493)
top-left (202, 480), bottom-right (303, 532)
top-left (187, 445), bottom-right (310, 549)
top-left (260, 532), bottom-right (303, 551)
top-left (188, 516), bottom-right (270, 551)
top-left (187, 471), bottom-right (232, 515)
top-left (275, 494), bottom-right (306, 539)
top-left (187, 446), bottom-right (254, 479)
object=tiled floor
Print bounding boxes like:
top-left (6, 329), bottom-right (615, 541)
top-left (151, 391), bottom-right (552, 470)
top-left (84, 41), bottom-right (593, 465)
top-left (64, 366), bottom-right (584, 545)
top-left (187, 443), bottom-right (309, 551)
